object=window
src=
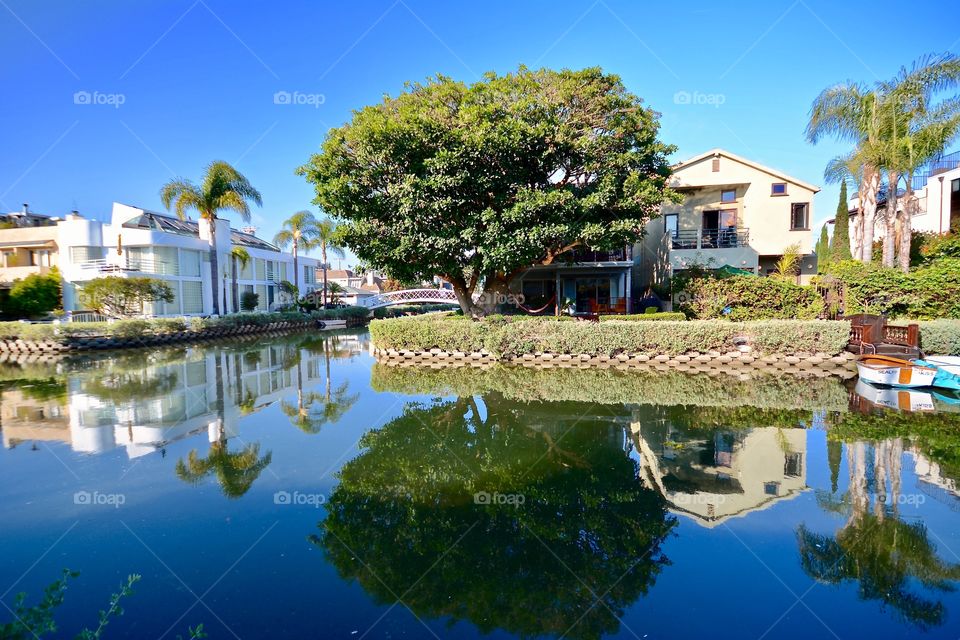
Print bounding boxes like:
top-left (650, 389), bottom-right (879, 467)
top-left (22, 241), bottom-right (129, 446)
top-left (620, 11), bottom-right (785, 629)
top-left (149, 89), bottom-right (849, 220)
top-left (180, 250), bottom-right (201, 277)
top-left (664, 213), bottom-right (678, 238)
top-left (255, 259), bottom-right (266, 281)
top-left (790, 203), bottom-right (810, 230)
top-left (181, 281), bottom-right (203, 314)
top-left (266, 260), bottom-right (275, 282)
top-left (720, 189), bottom-right (736, 203)
top-left (764, 482), bottom-right (780, 496)
top-left (70, 246), bottom-right (104, 263)
top-left (771, 183), bottom-right (787, 196)
top-left (256, 285), bottom-right (268, 311)
top-left (784, 452), bottom-right (803, 477)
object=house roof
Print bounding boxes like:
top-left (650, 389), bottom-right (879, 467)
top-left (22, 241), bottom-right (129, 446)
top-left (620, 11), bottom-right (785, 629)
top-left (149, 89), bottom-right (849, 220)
top-left (673, 148), bottom-right (821, 193)
top-left (120, 210), bottom-right (280, 251)
top-left (324, 269), bottom-right (354, 279)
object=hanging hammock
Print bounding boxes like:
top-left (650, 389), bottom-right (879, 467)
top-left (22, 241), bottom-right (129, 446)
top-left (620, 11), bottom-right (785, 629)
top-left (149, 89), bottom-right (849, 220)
top-left (517, 294), bottom-right (557, 315)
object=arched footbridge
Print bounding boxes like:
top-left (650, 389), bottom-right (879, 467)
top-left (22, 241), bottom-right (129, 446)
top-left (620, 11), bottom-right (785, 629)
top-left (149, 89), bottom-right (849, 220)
top-left (357, 288), bottom-right (460, 310)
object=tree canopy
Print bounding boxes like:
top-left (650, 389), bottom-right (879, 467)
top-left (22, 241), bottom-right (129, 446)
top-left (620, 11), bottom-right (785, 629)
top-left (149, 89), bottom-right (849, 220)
top-left (79, 276), bottom-right (173, 317)
top-left (299, 66), bottom-right (679, 316)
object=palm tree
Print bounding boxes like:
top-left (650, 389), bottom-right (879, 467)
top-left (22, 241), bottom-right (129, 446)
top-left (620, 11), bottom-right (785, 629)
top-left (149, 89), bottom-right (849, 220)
top-left (229, 246), bottom-right (250, 313)
top-left (175, 437), bottom-right (273, 498)
top-left (880, 54), bottom-right (960, 271)
top-left (316, 217), bottom-right (345, 306)
top-left (160, 161), bottom-right (262, 315)
top-left (808, 84), bottom-right (886, 263)
top-left (273, 210), bottom-right (320, 294)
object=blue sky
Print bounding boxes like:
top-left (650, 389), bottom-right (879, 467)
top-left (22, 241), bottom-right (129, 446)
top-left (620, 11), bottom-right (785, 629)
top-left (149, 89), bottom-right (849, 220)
top-left (2, 0), bottom-right (959, 266)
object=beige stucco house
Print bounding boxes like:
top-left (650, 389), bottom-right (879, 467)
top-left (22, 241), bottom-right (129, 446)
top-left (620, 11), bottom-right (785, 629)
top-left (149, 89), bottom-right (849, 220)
top-left (0, 206), bottom-right (60, 290)
top-left (638, 149), bottom-right (820, 288)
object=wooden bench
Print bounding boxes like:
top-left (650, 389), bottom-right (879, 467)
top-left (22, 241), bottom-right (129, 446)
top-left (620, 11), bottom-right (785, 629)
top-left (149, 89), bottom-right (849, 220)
top-left (846, 314), bottom-right (921, 358)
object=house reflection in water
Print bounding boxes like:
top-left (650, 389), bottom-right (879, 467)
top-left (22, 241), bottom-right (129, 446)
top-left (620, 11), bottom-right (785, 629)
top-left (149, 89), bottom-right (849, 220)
top-left (1, 334), bottom-right (364, 457)
top-left (630, 412), bottom-right (807, 527)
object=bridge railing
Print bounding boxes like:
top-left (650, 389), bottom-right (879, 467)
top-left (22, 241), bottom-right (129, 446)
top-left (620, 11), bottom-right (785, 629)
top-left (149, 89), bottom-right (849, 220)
top-left (358, 288), bottom-right (460, 309)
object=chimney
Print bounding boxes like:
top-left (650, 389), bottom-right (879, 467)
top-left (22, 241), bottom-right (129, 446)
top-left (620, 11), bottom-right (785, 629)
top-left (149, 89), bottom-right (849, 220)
top-left (22, 203), bottom-right (29, 214)
top-left (366, 271), bottom-right (375, 286)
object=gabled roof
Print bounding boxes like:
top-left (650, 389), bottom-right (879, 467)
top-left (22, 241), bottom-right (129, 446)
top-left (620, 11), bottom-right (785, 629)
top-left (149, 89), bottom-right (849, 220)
top-left (673, 148), bottom-right (821, 193)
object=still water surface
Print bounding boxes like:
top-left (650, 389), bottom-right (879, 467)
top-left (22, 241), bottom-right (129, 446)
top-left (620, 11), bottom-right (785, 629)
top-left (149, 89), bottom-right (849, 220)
top-left (2, 330), bottom-right (960, 639)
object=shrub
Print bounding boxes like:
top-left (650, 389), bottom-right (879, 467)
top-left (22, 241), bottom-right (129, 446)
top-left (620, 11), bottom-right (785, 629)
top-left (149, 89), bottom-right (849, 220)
top-left (240, 291), bottom-right (259, 312)
top-left (822, 259), bottom-right (960, 319)
top-left (79, 276), bottom-right (174, 317)
top-left (680, 276), bottom-right (824, 320)
top-left (370, 316), bottom-right (850, 357)
top-left (917, 320), bottom-right (960, 355)
top-left (600, 313), bottom-right (686, 322)
top-left (643, 306), bottom-right (658, 314)
top-left (4, 268), bottom-right (61, 318)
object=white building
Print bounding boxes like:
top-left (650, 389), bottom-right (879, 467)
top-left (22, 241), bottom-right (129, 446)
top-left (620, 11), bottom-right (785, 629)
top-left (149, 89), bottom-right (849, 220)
top-left (56, 203), bottom-right (319, 316)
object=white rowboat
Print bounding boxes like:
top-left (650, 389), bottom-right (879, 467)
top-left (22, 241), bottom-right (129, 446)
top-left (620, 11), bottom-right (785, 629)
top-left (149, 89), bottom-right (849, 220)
top-left (856, 355), bottom-right (938, 389)
top-left (924, 356), bottom-right (960, 377)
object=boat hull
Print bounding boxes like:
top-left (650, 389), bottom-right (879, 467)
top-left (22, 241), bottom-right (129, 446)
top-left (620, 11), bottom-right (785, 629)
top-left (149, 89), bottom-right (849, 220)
top-left (856, 356), bottom-right (938, 388)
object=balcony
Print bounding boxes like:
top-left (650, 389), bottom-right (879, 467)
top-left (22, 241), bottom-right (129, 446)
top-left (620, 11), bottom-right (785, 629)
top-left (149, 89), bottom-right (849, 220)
top-left (670, 228), bottom-right (749, 250)
top-left (568, 245), bottom-right (633, 263)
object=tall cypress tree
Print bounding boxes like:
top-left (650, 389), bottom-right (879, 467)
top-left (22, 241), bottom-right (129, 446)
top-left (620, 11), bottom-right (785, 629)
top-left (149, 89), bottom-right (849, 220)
top-left (815, 225), bottom-right (830, 272)
top-left (831, 181), bottom-right (852, 261)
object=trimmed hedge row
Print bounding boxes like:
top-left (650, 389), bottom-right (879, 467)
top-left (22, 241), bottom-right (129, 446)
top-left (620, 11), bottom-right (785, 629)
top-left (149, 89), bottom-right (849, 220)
top-left (0, 307), bottom-right (370, 341)
top-left (599, 313), bottom-right (686, 322)
top-left (369, 316), bottom-right (851, 357)
top-left (679, 276), bottom-right (824, 321)
top-left (917, 320), bottom-right (960, 355)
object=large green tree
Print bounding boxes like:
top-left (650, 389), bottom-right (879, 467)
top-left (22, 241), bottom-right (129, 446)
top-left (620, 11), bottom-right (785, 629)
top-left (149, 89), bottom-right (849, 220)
top-left (160, 161), bottom-right (263, 315)
top-left (299, 66), bottom-right (679, 317)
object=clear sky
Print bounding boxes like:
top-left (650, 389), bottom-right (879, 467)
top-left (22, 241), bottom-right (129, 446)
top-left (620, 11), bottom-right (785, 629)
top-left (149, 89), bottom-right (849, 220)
top-left (2, 0), bottom-right (959, 266)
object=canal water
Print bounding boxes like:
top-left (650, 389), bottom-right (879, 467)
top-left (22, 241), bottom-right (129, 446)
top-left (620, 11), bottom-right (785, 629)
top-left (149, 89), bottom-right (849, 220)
top-left (2, 329), bottom-right (960, 639)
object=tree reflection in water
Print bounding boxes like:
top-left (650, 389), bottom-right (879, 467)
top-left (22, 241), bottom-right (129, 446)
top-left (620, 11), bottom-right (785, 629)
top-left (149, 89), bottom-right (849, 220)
top-left (313, 394), bottom-right (674, 639)
top-left (798, 440), bottom-right (960, 629)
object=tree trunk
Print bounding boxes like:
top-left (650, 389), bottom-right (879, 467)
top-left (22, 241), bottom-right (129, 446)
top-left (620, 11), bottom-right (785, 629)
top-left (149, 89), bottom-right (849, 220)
top-left (231, 255), bottom-right (239, 313)
top-left (292, 238), bottom-right (299, 291)
top-left (209, 221), bottom-right (221, 315)
top-left (450, 279), bottom-right (480, 318)
top-left (321, 245), bottom-right (328, 307)
top-left (853, 181), bottom-right (866, 261)
top-left (861, 168), bottom-right (880, 264)
top-left (475, 275), bottom-right (510, 315)
top-left (882, 170), bottom-right (898, 268)
top-left (899, 178), bottom-right (914, 273)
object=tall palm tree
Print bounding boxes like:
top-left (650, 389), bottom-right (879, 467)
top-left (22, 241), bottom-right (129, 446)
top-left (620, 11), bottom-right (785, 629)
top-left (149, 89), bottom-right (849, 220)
top-left (316, 217), bottom-right (345, 306)
top-left (881, 54), bottom-right (960, 271)
top-left (808, 84), bottom-right (886, 263)
top-left (273, 210), bottom-right (320, 294)
top-left (229, 246), bottom-right (250, 313)
top-left (160, 161), bottom-right (262, 315)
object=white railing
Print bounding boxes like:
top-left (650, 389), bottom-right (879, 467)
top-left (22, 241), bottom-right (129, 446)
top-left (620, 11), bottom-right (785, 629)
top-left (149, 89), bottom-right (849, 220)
top-left (358, 288), bottom-right (459, 309)
top-left (67, 312), bottom-right (111, 323)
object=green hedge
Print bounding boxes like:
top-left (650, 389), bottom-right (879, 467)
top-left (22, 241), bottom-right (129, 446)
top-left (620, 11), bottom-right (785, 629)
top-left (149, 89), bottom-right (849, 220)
top-left (0, 306), bottom-right (370, 341)
top-left (369, 316), bottom-right (850, 357)
top-left (821, 259), bottom-right (960, 319)
top-left (680, 276), bottom-right (824, 320)
top-left (916, 320), bottom-right (960, 355)
top-left (599, 312), bottom-right (686, 322)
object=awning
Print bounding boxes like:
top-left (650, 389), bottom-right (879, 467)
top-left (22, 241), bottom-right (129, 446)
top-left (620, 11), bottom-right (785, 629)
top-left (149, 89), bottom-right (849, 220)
top-left (0, 239), bottom-right (56, 248)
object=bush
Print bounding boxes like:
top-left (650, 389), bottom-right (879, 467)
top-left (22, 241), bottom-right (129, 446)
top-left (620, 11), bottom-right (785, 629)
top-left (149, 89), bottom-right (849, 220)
top-left (821, 259), bottom-right (960, 319)
top-left (4, 268), bottom-right (61, 318)
top-left (79, 276), bottom-right (174, 317)
top-left (680, 276), bottom-right (824, 320)
top-left (370, 316), bottom-right (850, 357)
top-left (240, 291), bottom-right (259, 312)
top-left (917, 320), bottom-right (960, 355)
top-left (599, 313), bottom-right (686, 322)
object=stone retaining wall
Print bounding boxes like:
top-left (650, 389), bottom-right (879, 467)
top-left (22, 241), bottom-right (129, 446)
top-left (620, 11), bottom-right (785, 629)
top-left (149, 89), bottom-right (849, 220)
top-left (0, 316), bottom-right (367, 356)
top-left (373, 348), bottom-right (858, 377)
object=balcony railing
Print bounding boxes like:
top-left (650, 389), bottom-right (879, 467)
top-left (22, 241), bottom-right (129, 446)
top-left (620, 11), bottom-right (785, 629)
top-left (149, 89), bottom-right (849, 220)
top-left (670, 228), bottom-right (749, 250)
top-left (568, 245), bottom-right (633, 263)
